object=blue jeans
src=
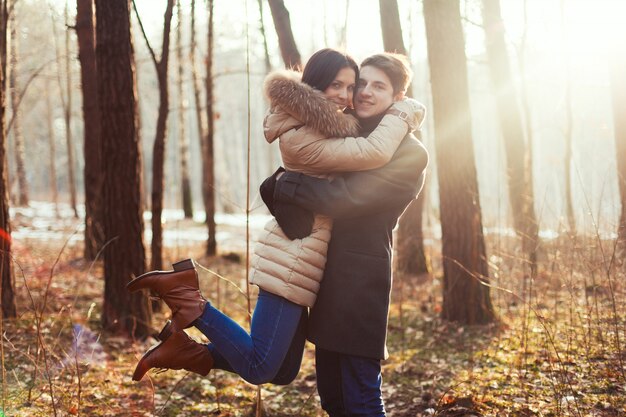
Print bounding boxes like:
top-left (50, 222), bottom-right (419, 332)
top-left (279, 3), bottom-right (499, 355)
top-left (194, 289), bottom-right (307, 385)
top-left (315, 347), bottom-right (385, 417)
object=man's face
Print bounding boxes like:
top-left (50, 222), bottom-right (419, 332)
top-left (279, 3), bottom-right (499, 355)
top-left (354, 65), bottom-right (403, 119)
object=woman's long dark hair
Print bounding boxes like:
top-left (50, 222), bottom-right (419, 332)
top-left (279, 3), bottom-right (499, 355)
top-left (301, 48), bottom-right (359, 92)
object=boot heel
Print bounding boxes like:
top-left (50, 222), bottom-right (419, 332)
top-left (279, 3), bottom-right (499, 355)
top-left (172, 259), bottom-right (194, 272)
top-left (157, 320), bottom-right (173, 341)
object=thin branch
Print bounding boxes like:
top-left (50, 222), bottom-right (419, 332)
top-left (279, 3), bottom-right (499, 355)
top-left (131, 0), bottom-right (158, 68)
top-left (462, 16), bottom-right (483, 28)
top-left (6, 58), bottom-right (57, 134)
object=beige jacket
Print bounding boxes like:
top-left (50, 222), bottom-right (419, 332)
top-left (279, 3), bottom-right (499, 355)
top-left (250, 70), bottom-right (415, 307)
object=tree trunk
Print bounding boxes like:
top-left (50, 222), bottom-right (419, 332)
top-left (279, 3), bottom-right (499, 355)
top-left (148, 0), bottom-right (175, 271)
top-left (76, 0), bottom-right (104, 260)
top-left (45, 79), bottom-right (60, 217)
top-left (189, 0), bottom-right (207, 195)
top-left (257, 0), bottom-right (272, 73)
top-left (256, 0), bottom-right (276, 183)
top-left (560, 0), bottom-right (575, 234)
top-left (423, 0), bottom-right (495, 324)
top-left (267, 0), bottom-right (301, 70)
top-left (176, 0), bottom-right (192, 219)
top-left (96, 0), bottom-right (151, 337)
top-left (610, 38), bottom-right (626, 261)
top-left (379, 0), bottom-right (429, 276)
top-left (0, 0), bottom-right (16, 319)
top-left (482, 0), bottom-right (538, 273)
top-left (204, 0), bottom-right (216, 256)
top-left (379, 0), bottom-right (405, 54)
top-left (339, 0), bottom-right (350, 49)
top-left (9, 11), bottom-right (28, 206)
top-left (65, 2), bottom-right (78, 218)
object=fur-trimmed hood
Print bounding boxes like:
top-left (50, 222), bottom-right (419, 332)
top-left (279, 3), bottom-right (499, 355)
top-left (263, 70), bottom-right (359, 142)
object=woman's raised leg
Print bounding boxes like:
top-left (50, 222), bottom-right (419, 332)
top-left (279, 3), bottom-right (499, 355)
top-left (194, 289), bottom-right (306, 385)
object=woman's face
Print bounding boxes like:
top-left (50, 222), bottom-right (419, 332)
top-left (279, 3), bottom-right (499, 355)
top-left (323, 67), bottom-right (356, 110)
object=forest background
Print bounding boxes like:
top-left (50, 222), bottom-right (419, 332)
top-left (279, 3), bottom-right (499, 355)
top-left (0, 0), bottom-right (625, 416)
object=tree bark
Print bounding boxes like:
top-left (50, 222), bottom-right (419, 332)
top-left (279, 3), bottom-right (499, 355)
top-left (610, 38), bottom-right (626, 261)
top-left (0, 0), bottom-right (16, 319)
top-left (64, 2), bottom-right (78, 218)
top-left (45, 79), bottom-right (60, 217)
top-left (9, 10), bottom-right (28, 206)
top-left (267, 0), bottom-right (301, 70)
top-left (96, 0), bottom-right (151, 337)
top-left (189, 0), bottom-right (207, 192)
top-left (257, 0), bottom-right (272, 73)
top-left (176, 0), bottom-right (192, 219)
top-left (76, 0), bottom-right (104, 260)
top-left (482, 0), bottom-right (538, 272)
top-left (204, 0), bottom-right (216, 255)
top-left (379, 0), bottom-right (405, 54)
top-left (143, 0), bottom-right (175, 271)
top-left (560, 0), bottom-right (575, 234)
top-left (379, 0), bottom-right (429, 276)
top-left (423, 0), bottom-right (495, 324)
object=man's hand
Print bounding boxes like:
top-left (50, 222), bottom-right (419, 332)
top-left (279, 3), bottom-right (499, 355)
top-left (274, 201), bottom-right (314, 240)
top-left (259, 167), bottom-right (285, 216)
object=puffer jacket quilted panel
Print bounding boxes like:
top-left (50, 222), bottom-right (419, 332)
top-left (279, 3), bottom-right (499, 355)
top-left (250, 215), bottom-right (332, 307)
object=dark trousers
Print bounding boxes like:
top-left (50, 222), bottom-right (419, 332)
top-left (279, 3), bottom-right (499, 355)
top-left (315, 347), bottom-right (385, 417)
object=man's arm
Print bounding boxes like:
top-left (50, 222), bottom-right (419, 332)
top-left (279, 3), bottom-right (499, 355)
top-left (274, 136), bottom-right (428, 219)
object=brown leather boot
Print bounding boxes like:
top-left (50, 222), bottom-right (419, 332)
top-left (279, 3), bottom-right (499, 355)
top-left (132, 324), bottom-right (214, 381)
top-left (126, 259), bottom-right (206, 332)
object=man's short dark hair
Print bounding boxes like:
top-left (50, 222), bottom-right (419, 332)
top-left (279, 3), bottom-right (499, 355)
top-left (361, 53), bottom-right (413, 95)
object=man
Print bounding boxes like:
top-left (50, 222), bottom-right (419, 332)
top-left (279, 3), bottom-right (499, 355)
top-left (265, 53), bottom-right (428, 416)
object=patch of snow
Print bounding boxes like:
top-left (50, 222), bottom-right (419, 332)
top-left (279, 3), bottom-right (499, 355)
top-left (10, 201), bottom-right (273, 250)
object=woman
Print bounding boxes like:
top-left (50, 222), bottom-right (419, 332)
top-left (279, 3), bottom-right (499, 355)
top-left (128, 48), bottom-right (425, 385)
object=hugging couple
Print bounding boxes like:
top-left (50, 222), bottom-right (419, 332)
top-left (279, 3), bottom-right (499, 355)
top-left (127, 49), bottom-right (429, 417)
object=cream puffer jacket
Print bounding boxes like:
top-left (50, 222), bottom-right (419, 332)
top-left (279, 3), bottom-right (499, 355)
top-left (249, 70), bottom-right (424, 307)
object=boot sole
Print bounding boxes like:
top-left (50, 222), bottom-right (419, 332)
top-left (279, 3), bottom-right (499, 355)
top-left (126, 259), bottom-right (195, 292)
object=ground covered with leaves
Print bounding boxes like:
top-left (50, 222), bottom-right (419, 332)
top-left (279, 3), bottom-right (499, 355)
top-left (2, 221), bottom-right (625, 416)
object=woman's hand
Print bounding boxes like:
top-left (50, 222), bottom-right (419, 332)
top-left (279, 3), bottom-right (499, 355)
top-left (389, 98), bottom-right (426, 132)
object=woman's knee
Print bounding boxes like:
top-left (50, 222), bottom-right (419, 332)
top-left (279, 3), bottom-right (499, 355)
top-left (242, 368), bottom-right (279, 385)
top-left (269, 367), bottom-right (299, 385)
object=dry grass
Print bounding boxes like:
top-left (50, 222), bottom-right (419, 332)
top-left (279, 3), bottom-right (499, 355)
top-left (1, 225), bottom-right (625, 416)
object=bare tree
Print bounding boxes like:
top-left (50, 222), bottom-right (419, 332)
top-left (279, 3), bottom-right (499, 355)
top-left (204, 0), bottom-right (216, 255)
top-left (610, 35), bottom-right (626, 261)
top-left (45, 78), bottom-right (60, 217)
top-left (378, 0), bottom-right (429, 276)
top-left (189, 0), bottom-right (205, 147)
top-left (57, 2), bottom-right (79, 218)
top-left (267, 0), bottom-right (301, 70)
top-left (257, 0), bottom-right (272, 73)
top-left (132, 0), bottom-right (175, 270)
top-left (0, 0), bottom-right (16, 319)
top-left (96, 0), bottom-right (151, 337)
top-left (560, 0), bottom-right (575, 233)
top-left (176, 0), bottom-right (192, 219)
top-left (9, 8), bottom-right (28, 206)
top-left (482, 0), bottom-right (538, 273)
top-left (76, 0), bottom-right (104, 260)
top-left (379, 0), bottom-right (405, 54)
top-left (423, 0), bottom-right (495, 324)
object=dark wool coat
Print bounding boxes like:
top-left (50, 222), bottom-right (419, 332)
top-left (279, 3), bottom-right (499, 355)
top-left (271, 131), bottom-right (428, 359)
